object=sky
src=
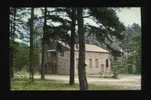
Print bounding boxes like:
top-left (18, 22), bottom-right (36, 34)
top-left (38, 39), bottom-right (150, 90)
top-left (115, 7), bottom-right (141, 27)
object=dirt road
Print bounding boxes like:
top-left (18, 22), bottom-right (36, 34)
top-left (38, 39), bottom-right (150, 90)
top-left (34, 74), bottom-right (141, 90)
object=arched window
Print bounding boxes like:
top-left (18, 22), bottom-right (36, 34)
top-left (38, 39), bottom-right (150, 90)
top-left (106, 59), bottom-right (109, 68)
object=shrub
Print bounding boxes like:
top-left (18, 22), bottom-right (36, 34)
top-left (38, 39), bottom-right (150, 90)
top-left (112, 62), bottom-right (123, 79)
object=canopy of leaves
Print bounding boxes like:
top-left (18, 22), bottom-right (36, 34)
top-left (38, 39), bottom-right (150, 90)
top-left (84, 8), bottom-right (126, 57)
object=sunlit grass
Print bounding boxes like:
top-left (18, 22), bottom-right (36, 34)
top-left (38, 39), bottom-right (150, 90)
top-left (10, 79), bottom-right (138, 90)
top-left (10, 71), bottom-right (141, 90)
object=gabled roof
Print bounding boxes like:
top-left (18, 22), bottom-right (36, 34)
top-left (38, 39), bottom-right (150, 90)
top-left (75, 44), bottom-right (109, 53)
top-left (48, 41), bottom-right (109, 53)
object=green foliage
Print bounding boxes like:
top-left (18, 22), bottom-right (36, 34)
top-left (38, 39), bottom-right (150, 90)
top-left (121, 23), bottom-right (141, 74)
top-left (88, 8), bottom-right (125, 40)
top-left (32, 48), bottom-right (40, 66)
top-left (12, 42), bottom-right (40, 79)
top-left (10, 7), bottom-right (30, 40)
top-left (12, 42), bottom-right (29, 72)
top-left (127, 35), bottom-right (141, 74)
top-left (112, 61), bottom-right (125, 79)
top-left (86, 8), bottom-right (126, 59)
top-left (11, 79), bottom-right (137, 90)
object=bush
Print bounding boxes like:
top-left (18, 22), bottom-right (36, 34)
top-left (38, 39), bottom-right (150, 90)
top-left (112, 62), bottom-right (124, 79)
top-left (13, 43), bottom-right (29, 72)
top-left (12, 42), bottom-right (40, 73)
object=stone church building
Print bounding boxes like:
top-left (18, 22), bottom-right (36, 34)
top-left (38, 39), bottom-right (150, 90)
top-left (46, 41), bottom-right (112, 76)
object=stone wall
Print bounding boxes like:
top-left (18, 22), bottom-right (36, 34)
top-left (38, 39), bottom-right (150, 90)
top-left (57, 51), bottom-right (70, 75)
top-left (74, 51), bottom-right (112, 75)
top-left (57, 50), bottom-right (112, 76)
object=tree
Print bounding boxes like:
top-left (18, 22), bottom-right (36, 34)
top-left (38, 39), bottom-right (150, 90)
top-left (69, 8), bottom-right (76, 85)
top-left (10, 7), bottom-right (34, 80)
top-left (29, 7), bottom-right (34, 81)
top-left (85, 8), bottom-right (126, 68)
top-left (77, 8), bottom-right (88, 90)
top-left (41, 7), bottom-right (47, 80)
top-left (46, 7), bottom-right (77, 84)
top-left (120, 23), bottom-right (141, 74)
top-left (13, 42), bottom-right (29, 72)
top-left (9, 7), bottom-right (16, 79)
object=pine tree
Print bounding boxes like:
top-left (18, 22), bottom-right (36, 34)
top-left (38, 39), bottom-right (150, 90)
top-left (86, 8), bottom-right (125, 58)
top-left (41, 7), bottom-right (47, 80)
top-left (46, 7), bottom-right (77, 84)
top-left (77, 8), bottom-right (88, 90)
top-left (29, 7), bottom-right (34, 81)
top-left (9, 7), bottom-right (16, 79)
top-left (69, 8), bottom-right (76, 85)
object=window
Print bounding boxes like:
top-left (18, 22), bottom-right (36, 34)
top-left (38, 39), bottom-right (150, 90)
top-left (95, 59), bottom-right (99, 68)
top-left (89, 59), bottom-right (92, 68)
top-left (106, 59), bottom-right (109, 68)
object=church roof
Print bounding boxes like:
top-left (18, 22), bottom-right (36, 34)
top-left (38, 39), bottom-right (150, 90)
top-left (75, 44), bottom-right (109, 53)
top-left (51, 41), bottom-right (109, 53)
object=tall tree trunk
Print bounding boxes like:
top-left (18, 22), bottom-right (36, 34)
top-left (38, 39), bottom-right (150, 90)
top-left (69, 8), bottom-right (76, 85)
top-left (41, 41), bottom-right (46, 79)
top-left (29, 7), bottom-right (34, 81)
top-left (10, 7), bottom-right (16, 79)
top-left (77, 8), bottom-right (88, 90)
top-left (41, 7), bottom-right (47, 80)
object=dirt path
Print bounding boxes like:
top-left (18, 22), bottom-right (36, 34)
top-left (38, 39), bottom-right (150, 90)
top-left (34, 74), bottom-right (141, 90)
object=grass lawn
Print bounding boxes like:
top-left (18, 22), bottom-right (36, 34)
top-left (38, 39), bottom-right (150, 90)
top-left (10, 79), bottom-right (136, 90)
